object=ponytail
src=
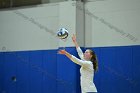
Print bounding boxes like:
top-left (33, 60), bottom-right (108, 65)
top-left (88, 49), bottom-right (98, 72)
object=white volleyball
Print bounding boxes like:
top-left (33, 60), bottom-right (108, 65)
top-left (57, 28), bottom-right (69, 39)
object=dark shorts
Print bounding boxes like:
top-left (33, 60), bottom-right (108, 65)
top-left (86, 92), bottom-right (97, 93)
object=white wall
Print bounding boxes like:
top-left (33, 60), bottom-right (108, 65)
top-left (59, 1), bottom-right (76, 47)
top-left (0, 3), bottom-right (59, 51)
top-left (1, 0), bottom-right (138, 52)
top-left (0, 1), bottom-right (79, 52)
top-left (59, 1), bottom-right (85, 47)
top-left (85, 0), bottom-right (140, 47)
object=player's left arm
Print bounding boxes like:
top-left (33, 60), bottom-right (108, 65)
top-left (58, 50), bottom-right (89, 66)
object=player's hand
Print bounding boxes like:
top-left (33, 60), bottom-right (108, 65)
top-left (58, 50), bottom-right (66, 55)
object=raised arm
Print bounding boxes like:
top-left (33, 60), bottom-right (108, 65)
top-left (72, 34), bottom-right (84, 60)
top-left (72, 34), bottom-right (79, 48)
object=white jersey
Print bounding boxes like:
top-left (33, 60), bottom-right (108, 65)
top-left (70, 47), bottom-right (97, 93)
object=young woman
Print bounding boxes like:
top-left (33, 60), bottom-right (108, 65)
top-left (58, 34), bottom-right (98, 93)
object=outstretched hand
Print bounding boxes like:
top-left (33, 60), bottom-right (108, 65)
top-left (58, 49), bottom-right (72, 59)
top-left (58, 50), bottom-right (66, 55)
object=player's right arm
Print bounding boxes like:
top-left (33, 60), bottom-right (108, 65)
top-left (72, 34), bottom-right (84, 60)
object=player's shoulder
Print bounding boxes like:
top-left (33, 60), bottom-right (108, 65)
top-left (84, 60), bottom-right (92, 65)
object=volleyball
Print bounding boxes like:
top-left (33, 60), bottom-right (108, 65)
top-left (57, 28), bottom-right (69, 39)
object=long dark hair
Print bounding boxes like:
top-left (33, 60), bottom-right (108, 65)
top-left (88, 49), bottom-right (98, 72)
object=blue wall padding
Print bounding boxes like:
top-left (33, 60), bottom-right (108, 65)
top-left (0, 45), bottom-right (140, 93)
top-left (16, 51), bottom-right (30, 93)
top-left (3, 52), bottom-right (17, 93)
top-left (29, 51), bottom-right (43, 93)
top-left (132, 46), bottom-right (140, 93)
top-left (90, 45), bottom-right (140, 93)
top-left (57, 47), bottom-right (80, 93)
top-left (0, 52), bottom-right (4, 92)
top-left (42, 50), bottom-right (57, 93)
